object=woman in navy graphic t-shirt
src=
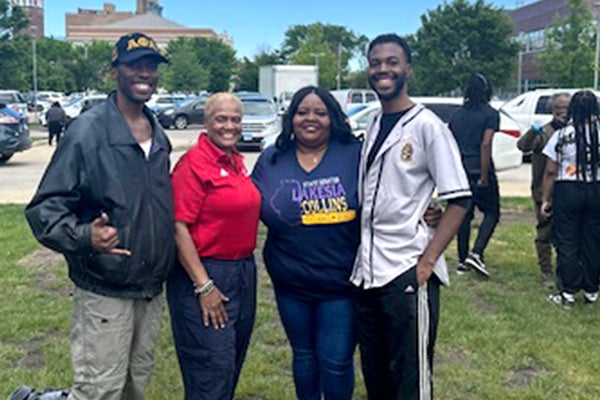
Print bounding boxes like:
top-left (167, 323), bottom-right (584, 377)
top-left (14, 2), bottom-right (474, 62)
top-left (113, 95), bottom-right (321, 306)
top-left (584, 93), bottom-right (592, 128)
top-left (252, 86), bottom-right (361, 400)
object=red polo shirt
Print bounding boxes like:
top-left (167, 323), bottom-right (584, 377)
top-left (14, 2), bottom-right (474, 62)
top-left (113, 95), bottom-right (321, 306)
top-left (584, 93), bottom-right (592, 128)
top-left (171, 134), bottom-right (261, 260)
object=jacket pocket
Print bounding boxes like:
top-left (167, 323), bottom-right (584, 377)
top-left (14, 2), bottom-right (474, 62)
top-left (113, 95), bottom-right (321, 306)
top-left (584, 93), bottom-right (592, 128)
top-left (84, 253), bottom-right (130, 286)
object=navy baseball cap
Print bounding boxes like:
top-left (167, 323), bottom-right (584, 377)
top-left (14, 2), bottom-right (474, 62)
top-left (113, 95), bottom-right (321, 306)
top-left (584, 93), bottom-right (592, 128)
top-left (111, 32), bottom-right (169, 67)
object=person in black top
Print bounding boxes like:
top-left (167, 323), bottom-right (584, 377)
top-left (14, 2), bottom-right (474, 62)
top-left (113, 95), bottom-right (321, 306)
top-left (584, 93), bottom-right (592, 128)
top-left (45, 101), bottom-right (66, 146)
top-left (449, 73), bottom-right (500, 277)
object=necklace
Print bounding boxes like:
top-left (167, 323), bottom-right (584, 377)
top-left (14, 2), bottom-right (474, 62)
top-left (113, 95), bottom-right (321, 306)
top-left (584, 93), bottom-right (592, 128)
top-left (297, 145), bottom-right (327, 170)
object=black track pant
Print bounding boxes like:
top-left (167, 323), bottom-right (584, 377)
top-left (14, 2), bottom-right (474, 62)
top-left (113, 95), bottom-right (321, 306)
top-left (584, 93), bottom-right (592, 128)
top-left (553, 181), bottom-right (600, 294)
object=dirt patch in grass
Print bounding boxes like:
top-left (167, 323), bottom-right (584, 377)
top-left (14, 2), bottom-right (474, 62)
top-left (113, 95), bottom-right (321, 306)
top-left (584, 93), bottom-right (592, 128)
top-left (506, 363), bottom-right (546, 388)
top-left (18, 248), bottom-right (72, 296)
top-left (10, 328), bottom-right (62, 370)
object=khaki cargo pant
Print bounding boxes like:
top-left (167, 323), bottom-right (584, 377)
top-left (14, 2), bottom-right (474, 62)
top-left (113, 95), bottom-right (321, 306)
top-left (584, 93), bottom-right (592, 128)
top-left (67, 287), bottom-right (163, 400)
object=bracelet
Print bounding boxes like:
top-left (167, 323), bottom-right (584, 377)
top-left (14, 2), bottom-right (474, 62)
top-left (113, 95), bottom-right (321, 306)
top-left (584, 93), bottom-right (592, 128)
top-left (194, 279), bottom-right (215, 297)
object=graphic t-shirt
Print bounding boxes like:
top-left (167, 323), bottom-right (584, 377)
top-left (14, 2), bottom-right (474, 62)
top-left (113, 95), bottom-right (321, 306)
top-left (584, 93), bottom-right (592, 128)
top-left (252, 140), bottom-right (361, 301)
top-left (543, 125), bottom-right (600, 182)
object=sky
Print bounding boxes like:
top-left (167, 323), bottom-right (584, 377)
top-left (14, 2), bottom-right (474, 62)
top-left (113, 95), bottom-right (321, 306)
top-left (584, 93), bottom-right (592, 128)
top-left (43, 0), bottom-right (532, 60)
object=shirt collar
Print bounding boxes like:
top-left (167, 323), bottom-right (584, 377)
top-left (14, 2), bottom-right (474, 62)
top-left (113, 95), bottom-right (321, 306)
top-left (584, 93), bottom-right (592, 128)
top-left (105, 92), bottom-right (170, 153)
top-left (197, 133), bottom-right (243, 166)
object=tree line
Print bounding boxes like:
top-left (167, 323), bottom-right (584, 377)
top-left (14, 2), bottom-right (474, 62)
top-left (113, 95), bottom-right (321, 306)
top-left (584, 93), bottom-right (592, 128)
top-left (0, 0), bottom-right (594, 96)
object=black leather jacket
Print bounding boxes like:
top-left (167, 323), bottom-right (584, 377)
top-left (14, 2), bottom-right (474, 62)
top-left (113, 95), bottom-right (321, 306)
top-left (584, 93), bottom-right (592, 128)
top-left (25, 93), bottom-right (175, 299)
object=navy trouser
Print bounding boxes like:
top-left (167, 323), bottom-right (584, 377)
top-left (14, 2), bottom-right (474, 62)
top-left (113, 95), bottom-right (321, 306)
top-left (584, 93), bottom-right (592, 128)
top-left (553, 182), bottom-right (600, 295)
top-left (457, 173), bottom-right (500, 262)
top-left (167, 256), bottom-right (257, 400)
top-left (275, 292), bottom-right (356, 400)
top-left (353, 269), bottom-right (440, 400)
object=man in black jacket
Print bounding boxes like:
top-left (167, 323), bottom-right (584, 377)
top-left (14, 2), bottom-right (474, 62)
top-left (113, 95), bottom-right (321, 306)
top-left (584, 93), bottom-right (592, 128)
top-left (14, 33), bottom-right (173, 400)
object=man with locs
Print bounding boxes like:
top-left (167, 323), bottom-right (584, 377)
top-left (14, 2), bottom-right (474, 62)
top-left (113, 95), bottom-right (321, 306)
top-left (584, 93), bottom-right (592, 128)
top-left (350, 34), bottom-right (471, 399)
top-left (16, 32), bottom-right (174, 400)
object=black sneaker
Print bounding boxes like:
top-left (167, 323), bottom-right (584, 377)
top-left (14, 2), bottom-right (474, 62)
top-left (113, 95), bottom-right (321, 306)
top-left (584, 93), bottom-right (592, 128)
top-left (456, 262), bottom-right (469, 275)
top-left (465, 252), bottom-right (489, 277)
top-left (9, 387), bottom-right (69, 400)
top-left (9, 386), bottom-right (35, 400)
top-left (548, 292), bottom-right (575, 309)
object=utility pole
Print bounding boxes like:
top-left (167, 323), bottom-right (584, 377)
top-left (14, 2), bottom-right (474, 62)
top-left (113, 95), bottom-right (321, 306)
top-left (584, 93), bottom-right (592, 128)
top-left (309, 52), bottom-right (324, 84)
top-left (336, 43), bottom-right (343, 90)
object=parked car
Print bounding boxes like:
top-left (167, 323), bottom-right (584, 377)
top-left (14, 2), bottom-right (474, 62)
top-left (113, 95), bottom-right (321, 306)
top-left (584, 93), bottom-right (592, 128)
top-left (343, 97), bottom-right (523, 171)
top-left (0, 103), bottom-right (32, 164)
top-left (158, 96), bottom-right (206, 129)
top-left (0, 90), bottom-right (28, 116)
top-left (36, 91), bottom-right (67, 106)
top-left (146, 93), bottom-right (188, 114)
top-left (501, 88), bottom-right (600, 131)
top-left (63, 94), bottom-right (107, 119)
top-left (331, 88), bottom-right (378, 112)
top-left (237, 94), bottom-right (280, 150)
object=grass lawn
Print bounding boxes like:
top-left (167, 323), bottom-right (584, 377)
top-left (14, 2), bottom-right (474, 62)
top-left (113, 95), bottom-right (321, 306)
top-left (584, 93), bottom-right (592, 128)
top-left (1, 198), bottom-right (600, 399)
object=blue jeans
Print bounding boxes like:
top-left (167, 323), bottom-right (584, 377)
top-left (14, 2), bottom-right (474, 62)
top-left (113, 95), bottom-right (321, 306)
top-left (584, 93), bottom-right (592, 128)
top-left (275, 292), bottom-right (356, 400)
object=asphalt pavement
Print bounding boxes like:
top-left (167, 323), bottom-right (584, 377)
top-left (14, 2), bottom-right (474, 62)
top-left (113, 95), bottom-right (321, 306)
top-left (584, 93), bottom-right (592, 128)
top-left (0, 127), bottom-right (530, 204)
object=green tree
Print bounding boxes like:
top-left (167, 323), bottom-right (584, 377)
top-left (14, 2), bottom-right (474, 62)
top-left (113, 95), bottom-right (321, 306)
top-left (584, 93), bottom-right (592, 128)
top-left (235, 49), bottom-right (283, 92)
top-left (538, 0), bottom-right (595, 87)
top-left (236, 57), bottom-right (258, 91)
top-left (0, 0), bottom-right (29, 39)
top-left (281, 23), bottom-right (368, 89)
top-left (0, 37), bottom-right (30, 90)
top-left (165, 37), bottom-right (236, 92)
top-left (162, 50), bottom-right (209, 92)
top-left (411, 0), bottom-right (519, 95)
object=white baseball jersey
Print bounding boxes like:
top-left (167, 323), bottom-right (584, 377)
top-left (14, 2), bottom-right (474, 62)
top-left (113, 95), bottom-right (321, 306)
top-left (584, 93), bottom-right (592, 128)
top-left (350, 103), bottom-right (471, 288)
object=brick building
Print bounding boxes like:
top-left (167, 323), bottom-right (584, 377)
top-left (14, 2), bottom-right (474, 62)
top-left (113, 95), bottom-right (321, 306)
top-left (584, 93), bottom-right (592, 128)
top-left (508, 0), bottom-right (600, 91)
top-left (65, 1), bottom-right (232, 49)
top-left (12, 0), bottom-right (43, 38)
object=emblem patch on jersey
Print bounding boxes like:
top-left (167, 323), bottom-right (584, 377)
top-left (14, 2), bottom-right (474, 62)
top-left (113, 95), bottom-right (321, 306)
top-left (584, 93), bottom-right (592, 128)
top-left (401, 142), bottom-right (414, 162)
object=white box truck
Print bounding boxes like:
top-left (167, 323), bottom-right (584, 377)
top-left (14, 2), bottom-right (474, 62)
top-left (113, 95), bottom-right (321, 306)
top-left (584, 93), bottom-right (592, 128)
top-left (259, 65), bottom-right (318, 111)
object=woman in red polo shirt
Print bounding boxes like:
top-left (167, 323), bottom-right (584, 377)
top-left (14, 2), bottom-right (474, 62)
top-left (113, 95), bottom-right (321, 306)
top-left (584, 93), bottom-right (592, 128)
top-left (167, 93), bottom-right (261, 400)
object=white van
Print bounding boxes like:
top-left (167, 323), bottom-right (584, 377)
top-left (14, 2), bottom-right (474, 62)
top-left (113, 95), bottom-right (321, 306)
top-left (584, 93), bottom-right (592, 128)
top-left (331, 89), bottom-right (378, 112)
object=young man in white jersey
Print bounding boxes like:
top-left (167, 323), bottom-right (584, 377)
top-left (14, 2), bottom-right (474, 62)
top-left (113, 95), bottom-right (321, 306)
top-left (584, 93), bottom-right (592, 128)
top-left (351, 33), bottom-right (471, 400)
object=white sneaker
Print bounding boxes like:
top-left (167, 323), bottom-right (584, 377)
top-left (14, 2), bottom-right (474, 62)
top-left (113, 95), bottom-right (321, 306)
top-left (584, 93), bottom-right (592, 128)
top-left (584, 292), bottom-right (598, 304)
top-left (548, 292), bottom-right (575, 309)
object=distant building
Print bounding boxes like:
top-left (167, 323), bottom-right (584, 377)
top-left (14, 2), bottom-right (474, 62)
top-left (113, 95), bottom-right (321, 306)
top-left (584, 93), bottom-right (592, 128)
top-left (65, 2), bottom-right (232, 49)
top-left (12, 0), bottom-right (43, 38)
top-left (507, 0), bottom-right (600, 91)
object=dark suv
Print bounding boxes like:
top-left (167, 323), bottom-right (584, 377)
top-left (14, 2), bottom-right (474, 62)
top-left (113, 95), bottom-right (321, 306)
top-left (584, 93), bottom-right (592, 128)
top-left (0, 104), bottom-right (32, 164)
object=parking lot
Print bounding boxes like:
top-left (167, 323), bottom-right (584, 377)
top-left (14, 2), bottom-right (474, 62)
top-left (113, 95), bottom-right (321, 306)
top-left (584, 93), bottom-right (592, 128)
top-left (0, 126), bottom-right (530, 204)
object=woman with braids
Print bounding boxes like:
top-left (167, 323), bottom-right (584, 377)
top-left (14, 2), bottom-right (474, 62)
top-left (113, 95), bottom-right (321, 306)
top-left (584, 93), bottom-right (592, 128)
top-left (251, 86), bottom-right (361, 400)
top-left (542, 90), bottom-right (600, 308)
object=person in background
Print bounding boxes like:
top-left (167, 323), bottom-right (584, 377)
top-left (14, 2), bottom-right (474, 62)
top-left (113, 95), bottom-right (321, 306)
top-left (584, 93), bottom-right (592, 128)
top-left (167, 92), bottom-right (261, 400)
top-left (16, 32), bottom-right (173, 399)
top-left (517, 92), bottom-right (570, 289)
top-left (449, 73), bottom-right (500, 277)
top-left (45, 101), bottom-right (66, 146)
top-left (542, 90), bottom-right (600, 309)
top-left (351, 33), bottom-right (471, 400)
